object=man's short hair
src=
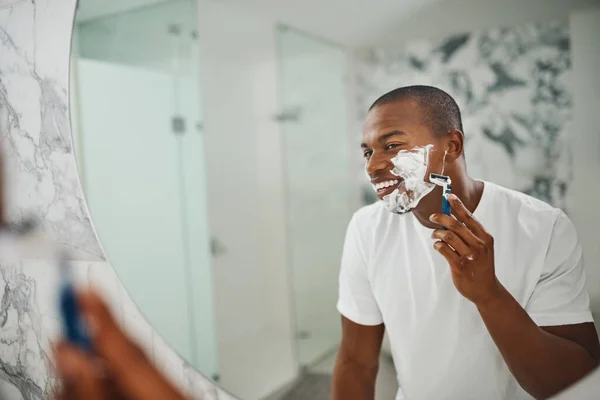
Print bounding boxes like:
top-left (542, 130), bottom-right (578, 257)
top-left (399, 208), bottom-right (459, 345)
top-left (369, 85), bottom-right (463, 137)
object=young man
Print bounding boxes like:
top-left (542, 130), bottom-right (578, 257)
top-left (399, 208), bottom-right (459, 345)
top-left (333, 86), bottom-right (600, 400)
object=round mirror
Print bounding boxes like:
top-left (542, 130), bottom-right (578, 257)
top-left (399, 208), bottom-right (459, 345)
top-left (69, 2), bottom-right (362, 397)
top-left (69, 1), bottom-right (600, 400)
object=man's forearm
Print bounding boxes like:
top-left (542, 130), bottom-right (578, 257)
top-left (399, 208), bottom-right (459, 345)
top-left (332, 362), bottom-right (377, 400)
top-left (477, 284), bottom-right (598, 399)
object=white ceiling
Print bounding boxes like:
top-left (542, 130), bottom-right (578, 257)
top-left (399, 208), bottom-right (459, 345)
top-left (203, 0), bottom-right (442, 47)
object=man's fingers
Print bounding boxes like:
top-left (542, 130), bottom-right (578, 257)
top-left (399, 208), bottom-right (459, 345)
top-left (447, 194), bottom-right (493, 244)
top-left (433, 241), bottom-right (462, 272)
top-left (430, 193), bottom-right (494, 250)
top-left (431, 228), bottom-right (474, 259)
top-left (53, 341), bottom-right (110, 400)
top-left (77, 291), bottom-right (148, 371)
top-left (430, 212), bottom-right (481, 251)
top-left (77, 291), bottom-right (185, 400)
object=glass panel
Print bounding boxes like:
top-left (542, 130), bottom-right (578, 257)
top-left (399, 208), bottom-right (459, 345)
top-left (170, 16), bottom-right (218, 377)
top-left (74, 1), bottom-right (198, 74)
top-left (70, 0), bottom-right (217, 377)
top-left (277, 26), bottom-right (354, 368)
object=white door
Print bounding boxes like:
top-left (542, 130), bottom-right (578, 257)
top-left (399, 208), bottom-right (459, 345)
top-left (197, 5), bottom-right (297, 399)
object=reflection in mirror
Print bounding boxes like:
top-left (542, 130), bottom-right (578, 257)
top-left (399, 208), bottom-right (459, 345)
top-left (277, 25), bottom-right (352, 368)
top-left (70, 0), bottom-right (217, 379)
top-left (70, 0), bottom-right (600, 399)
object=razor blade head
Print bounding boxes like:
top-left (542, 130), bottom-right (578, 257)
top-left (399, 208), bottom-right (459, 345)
top-left (429, 173), bottom-right (451, 186)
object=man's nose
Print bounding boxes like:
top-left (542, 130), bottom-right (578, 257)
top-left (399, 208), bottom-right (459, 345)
top-left (366, 152), bottom-right (391, 177)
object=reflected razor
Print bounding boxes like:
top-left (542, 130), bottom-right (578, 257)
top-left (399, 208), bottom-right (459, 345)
top-left (59, 252), bottom-right (93, 351)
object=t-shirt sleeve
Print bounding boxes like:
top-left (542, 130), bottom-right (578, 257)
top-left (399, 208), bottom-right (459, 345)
top-left (525, 210), bottom-right (594, 327)
top-left (336, 213), bottom-right (383, 326)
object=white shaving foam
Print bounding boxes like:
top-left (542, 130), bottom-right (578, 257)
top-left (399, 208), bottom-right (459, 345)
top-left (382, 145), bottom-right (435, 214)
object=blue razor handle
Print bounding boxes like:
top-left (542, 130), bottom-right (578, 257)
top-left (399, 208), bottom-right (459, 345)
top-left (59, 261), bottom-right (93, 351)
top-left (442, 187), bottom-right (452, 216)
top-left (429, 173), bottom-right (452, 229)
top-left (441, 185), bottom-right (452, 230)
top-left (60, 283), bottom-right (93, 351)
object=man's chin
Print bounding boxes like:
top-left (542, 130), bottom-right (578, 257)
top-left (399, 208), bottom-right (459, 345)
top-left (388, 207), bottom-right (413, 215)
top-left (379, 190), bottom-right (418, 215)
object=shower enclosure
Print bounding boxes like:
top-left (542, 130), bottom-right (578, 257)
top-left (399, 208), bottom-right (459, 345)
top-left (276, 25), bottom-right (357, 369)
top-left (70, 0), bottom-right (217, 378)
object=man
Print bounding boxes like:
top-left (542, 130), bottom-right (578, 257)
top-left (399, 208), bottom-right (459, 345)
top-left (333, 85), bottom-right (600, 400)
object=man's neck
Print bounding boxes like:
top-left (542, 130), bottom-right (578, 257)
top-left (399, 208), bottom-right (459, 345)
top-left (412, 175), bottom-right (484, 229)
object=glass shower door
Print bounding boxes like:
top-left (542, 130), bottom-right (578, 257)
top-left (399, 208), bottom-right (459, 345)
top-left (277, 26), bottom-right (354, 368)
top-left (169, 15), bottom-right (219, 377)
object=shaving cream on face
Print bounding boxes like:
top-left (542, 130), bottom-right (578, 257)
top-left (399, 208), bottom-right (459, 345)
top-left (382, 145), bottom-right (435, 214)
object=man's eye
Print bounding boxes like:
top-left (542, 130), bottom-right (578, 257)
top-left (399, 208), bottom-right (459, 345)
top-left (363, 150), bottom-right (373, 159)
top-left (386, 143), bottom-right (403, 151)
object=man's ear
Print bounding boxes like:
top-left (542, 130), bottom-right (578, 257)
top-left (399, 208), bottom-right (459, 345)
top-left (445, 129), bottom-right (464, 161)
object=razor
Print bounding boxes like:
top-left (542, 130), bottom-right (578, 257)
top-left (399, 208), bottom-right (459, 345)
top-left (59, 252), bottom-right (93, 352)
top-left (429, 173), bottom-right (452, 228)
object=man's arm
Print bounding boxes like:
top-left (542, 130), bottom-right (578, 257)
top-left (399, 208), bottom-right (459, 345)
top-left (332, 316), bottom-right (385, 400)
top-left (431, 194), bottom-right (599, 399)
top-left (477, 285), bottom-right (599, 399)
top-left (335, 211), bottom-right (385, 398)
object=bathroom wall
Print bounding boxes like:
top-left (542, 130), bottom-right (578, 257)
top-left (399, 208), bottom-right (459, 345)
top-left (568, 6), bottom-right (600, 318)
top-left (0, 0), bottom-right (227, 399)
top-left (277, 26), bottom-right (357, 368)
top-left (371, 0), bottom-right (600, 45)
top-left (352, 5), bottom-right (600, 318)
top-left (196, 2), bottom-right (364, 397)
top-left (196, 3), bottom-right (298, 398)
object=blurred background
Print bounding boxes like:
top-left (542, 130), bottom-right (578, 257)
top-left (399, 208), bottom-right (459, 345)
top-left (68, 0), bottom-right (600, 399)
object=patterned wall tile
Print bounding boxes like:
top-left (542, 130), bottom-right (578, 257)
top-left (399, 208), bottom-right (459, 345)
top-left (0, 1), bottom-right (103, 261)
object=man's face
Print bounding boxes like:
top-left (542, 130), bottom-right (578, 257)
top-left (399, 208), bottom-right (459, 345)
top-left (362, 99), bottom-right (446, 212)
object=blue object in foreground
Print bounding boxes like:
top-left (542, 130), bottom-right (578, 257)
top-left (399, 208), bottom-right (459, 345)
top-left (441, 185), bottom-right (452, 217)
top-left (59, 255), bottom-right (93, 351)
top-left (429, 173), bottom-right (453, 230)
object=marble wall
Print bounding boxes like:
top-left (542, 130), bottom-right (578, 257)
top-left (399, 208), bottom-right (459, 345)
top-left (354, 20), bottom-right (573, 210)
top-left (0, 0), bottom-right (229, 399)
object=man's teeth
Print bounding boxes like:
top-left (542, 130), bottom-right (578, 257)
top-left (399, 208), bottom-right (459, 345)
top-left (373, 180), bottom-right (399, 191)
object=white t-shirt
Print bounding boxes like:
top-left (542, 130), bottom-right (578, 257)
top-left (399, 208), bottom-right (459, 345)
top-left (551, 365), bottom-right (600, 399)
top-left (337, 181), bottom-right (594, 400)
